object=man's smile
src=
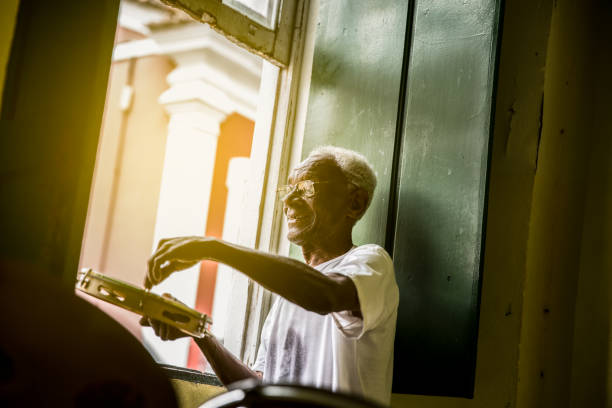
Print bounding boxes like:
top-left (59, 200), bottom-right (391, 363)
top-left (286, 213), bottom-right (311, 225)
top-left (286, 211), bottom-right (307, 220)
top-left (284, 205), bottom-right (310, 220)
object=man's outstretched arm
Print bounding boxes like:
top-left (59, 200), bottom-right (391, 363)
top-left (142, 317), bottom-right (260, 386)
top-left (195, 334), bottom-right (262, 385)
top-left (145, 237), bottom-right (360, 316)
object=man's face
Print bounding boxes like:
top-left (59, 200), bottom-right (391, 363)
top-left (282, 158), bottom-right (350, 247)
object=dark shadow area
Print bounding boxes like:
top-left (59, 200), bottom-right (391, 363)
top-left (0, 261), bottom-right (177, 407)
top-left (392, 193), bottom-right (477, 396)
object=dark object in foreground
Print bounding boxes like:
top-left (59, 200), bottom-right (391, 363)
top-left (0, 262), bottom-right (177, 407)
top-left (201, 378), bottom-right (387, 408)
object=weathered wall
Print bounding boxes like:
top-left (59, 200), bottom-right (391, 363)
top-left (516, 0), bottom-right (596, 405)
top-left (79, 54), bottom-right (174, 287)
top-left (0, 0), bottom-right (20, 113)
top-left (567, 2), bottom-right (612, 407)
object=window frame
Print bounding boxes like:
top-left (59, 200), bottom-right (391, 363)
top-left (177, 0), bottom-right (317, 365)
top-left (160, 0), bottom-right (298, 67)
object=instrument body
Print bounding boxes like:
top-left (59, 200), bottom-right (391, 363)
top-left (76, 268), bottom-right (211, 338)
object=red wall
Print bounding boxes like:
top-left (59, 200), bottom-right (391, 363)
top-left (188, 113), bottom-right (254, 370)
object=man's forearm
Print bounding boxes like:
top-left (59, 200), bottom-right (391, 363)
top-left (205, 239), bottom-right (359, 315)
top-left (195, 334), bottom-right (260, 386)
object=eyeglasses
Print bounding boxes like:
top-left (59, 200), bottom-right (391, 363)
top-left (277, 180), bottom-right (329, 200)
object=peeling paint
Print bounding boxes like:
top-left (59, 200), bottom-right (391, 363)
top-left (200, 11), bottom-right (216, 25)
top-left (534, 93), bottom-right (544, 172)
top-left (160, 0), bottom-right (296, 67)
top-left (504, 102), bottom-right (516, 155)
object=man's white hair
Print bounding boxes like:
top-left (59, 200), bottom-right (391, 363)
top-left (307, 145), bottom-right (377, 209)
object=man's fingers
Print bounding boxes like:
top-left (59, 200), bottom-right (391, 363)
top-left (149, 318), bottom-right (168, 341)
top-left (150, 254), bottom-right (168, 285)
top-left (151, 319), bottom-right (161, 336)
top-left (147, 239), bottom-right (175, 285)
top-left (139, 316), bottom-right (151, 327)
top-left (153, 259), bottom-right (169, 284)
top-left (160, 323), bottom-right (168, 341)
top-left (147, 257), bottom-right (154, 284)
top-left (168, 259), bottom-right (197, 271)
top-left (146, 237), bottom-right (200, 288)
top-left (157, 238), bottom-right (172, 249)
top-left (143, 276), bottom-right (152, 290)
top-left (160, 322), bottom-right (177, 341)
top-left (150, 258), bottom-right (191, 286)
top-left (143, 316), bottom-right (185, 341)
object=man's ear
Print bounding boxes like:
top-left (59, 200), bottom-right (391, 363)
top-left (347, 188), bottom-right (369, 220)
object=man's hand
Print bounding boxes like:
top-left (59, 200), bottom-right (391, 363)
top-left (139, 293), bottom-right (191, 341)
top-left (145, 236), bottom-right (215, 289)
top-left (139, 316), bottom-right (189, 341)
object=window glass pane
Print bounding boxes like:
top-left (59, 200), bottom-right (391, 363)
top-left (78, 0), bottom-right (274, 371)
top-left (222, 0), bottom-right (280, 30)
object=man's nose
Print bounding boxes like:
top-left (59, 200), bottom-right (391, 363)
top-left (282, 186), bottom-right (300, 203)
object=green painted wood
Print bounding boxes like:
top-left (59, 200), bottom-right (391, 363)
top-left (288, 0), bottom-right (501, 397)
top-left (301, 0), bottom-right (409, 247)
top-left (391, 0), bottom-right (501, 396)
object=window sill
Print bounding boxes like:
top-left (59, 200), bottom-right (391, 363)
top-left (159, 364), bottom-right (223, 387)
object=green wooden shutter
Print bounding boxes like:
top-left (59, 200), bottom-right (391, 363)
top-left (301, 0), bottom-right (501, 397)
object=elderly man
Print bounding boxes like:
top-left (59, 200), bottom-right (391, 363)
top-left (143, 146), bottom-right (399, 405)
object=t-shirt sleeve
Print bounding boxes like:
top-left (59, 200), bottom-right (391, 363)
top-left (329, 245), bottom-right (398, 339)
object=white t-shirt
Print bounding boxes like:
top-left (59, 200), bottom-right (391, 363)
top-left (252, 244), bottom-right (399, 405)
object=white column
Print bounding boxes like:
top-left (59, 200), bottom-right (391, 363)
top-left (142, 51), bottom-right (231, 367)
top-left (137, 24), bottom-right (262, 366)
top-left (210, 158), bottom-right (251, 356)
